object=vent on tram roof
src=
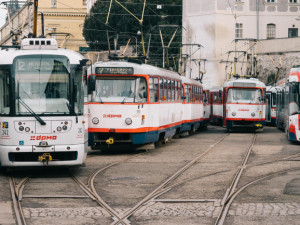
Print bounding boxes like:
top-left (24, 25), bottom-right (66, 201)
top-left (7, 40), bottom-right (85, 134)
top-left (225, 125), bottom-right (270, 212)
top-left (21, 38), bottom-right (58, 50)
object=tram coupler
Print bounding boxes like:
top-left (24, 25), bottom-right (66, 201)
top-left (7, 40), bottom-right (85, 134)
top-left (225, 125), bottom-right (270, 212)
top-left (106, 137), bottom-right (114, 145)
top-left (39, 153), bottom-right (53, 163)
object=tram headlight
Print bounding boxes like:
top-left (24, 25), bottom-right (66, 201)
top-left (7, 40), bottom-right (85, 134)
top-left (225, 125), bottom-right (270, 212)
top-left (251, 112), bottom-right (256, 117)
top-left (125, 118), bottom-right (132, 125)
top-left (92, 117), bottom-right (99, 124)
top-left (232, 112), bottom-right (236, 116)
top-left (19, 126), bottom-right (24, 131)
top-left (57, 126), bottom-right (62, 132)
top-left (25, 127), bottom-right (30, 132)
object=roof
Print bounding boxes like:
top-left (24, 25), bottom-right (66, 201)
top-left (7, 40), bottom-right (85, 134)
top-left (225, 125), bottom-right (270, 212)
top-left (0, 47), bottom-right (85, 65)
top-left (90, 61), bottom-right (181, 80)
top-left (223, 78), bottom-right (266, 88)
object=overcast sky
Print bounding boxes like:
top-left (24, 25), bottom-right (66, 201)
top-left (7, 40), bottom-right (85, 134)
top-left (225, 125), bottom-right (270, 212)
top-left (0, 0), bottom-right (7, 28)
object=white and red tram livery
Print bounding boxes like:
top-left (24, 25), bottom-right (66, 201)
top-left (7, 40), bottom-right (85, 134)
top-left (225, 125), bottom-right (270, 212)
top-left (0, 39), bottom-right (88, 167)
top-left (87, 61), bottom-right (183, 148)
top-left (223, 78), bottom-right (266, 130)
top-left (209, 86), bottom-right (223, 125)
top-left (180, 76), bottom-right (204, 133)
top-left (276, 66), bottom-right (300, 141)
top-left (266, 86), bottom-right (278, 126)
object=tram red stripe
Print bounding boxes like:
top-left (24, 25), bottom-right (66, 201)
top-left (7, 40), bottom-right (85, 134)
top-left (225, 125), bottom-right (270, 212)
top-left (226, 118), bottom-right (265, 121)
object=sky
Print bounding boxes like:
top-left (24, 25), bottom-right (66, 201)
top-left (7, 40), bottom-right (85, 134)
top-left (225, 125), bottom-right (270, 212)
top-left (0, 0), bottom-right (7, 28)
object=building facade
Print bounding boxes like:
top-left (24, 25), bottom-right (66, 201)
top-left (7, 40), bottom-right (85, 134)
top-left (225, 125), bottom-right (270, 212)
top-left (0, 0), bottom-right (88, 51)
top-left (183, 0), bottom-right (300, 86)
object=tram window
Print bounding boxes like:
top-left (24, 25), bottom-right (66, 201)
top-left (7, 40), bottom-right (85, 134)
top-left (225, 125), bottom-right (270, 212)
top-left (172, 80), bottom-right (175, 101)
top-left (167, 80), bottom-right (171, 101)
top-left (149, 77), bottom-right (159, 103)
top-left (74, 67), bottom-right (84, 115)
top-left (160, 78), bottom-right (164, 101)
top-left (175, 81), bottom-right (178, 101)
top-left (0, 68), bottom-right (10, 115)
top-left (185, 85), bottom-right (191, 103)
top-left (272, 93), bottom-right (276, 107)
top-left (164, 79), bottom-right (168, 102)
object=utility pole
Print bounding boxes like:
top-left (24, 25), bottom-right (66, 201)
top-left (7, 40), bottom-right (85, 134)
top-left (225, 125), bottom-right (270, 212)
top-left (256, 0), bottom-right (259, 40)
top-left (33, 0), bottom-right (38, 38)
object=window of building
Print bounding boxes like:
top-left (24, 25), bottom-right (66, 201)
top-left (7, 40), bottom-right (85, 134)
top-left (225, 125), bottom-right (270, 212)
top-left (288, 28), bottom-right (298, 38)
top-left (267, 24), bottom-right (276, 39)
top-left (83, 0), bottom-right (87, 8)
top-left (235, 23), bottom-right (243, 39)
top-left (51, 0), bottom-right (57, 8)
top-left (289, 0), bottom-right (297, 3)
top-left (267, 0), bottom-right (275, 3)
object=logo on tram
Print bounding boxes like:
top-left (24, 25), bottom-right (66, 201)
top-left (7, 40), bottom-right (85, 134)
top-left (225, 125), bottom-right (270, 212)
top-left (30, 136), bottom-right (57, 141)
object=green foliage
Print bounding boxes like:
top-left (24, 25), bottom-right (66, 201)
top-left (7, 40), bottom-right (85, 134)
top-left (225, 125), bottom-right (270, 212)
top-left (83, 0), bottom-right (182, 68)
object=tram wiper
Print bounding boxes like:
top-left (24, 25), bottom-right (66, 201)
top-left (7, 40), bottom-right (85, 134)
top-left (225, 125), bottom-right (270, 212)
top-left (121, 97), bottom-right (127, 104)
top-left (19, 98), bottom-right (46, 125)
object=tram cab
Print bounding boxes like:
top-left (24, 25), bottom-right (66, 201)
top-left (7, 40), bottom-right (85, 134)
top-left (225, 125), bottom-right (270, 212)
top-left (223, 78), bottom-right (266, 130)
top-left (0, 38), bottom-right (88, 167)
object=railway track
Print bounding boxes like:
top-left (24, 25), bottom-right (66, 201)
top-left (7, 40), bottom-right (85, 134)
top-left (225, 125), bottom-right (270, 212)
top-left (8, 152), bottom-right (146, 225)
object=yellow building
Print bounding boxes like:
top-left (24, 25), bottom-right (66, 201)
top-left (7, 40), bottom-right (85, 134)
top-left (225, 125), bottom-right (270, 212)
top-left (0, 0), bottom-right (88, 51)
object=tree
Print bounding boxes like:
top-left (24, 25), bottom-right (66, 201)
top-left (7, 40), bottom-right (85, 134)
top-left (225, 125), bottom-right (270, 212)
top-left (83, 0), bottom-right (182, 68)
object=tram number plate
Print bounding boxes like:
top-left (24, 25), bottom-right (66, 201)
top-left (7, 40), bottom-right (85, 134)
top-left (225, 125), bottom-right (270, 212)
top-left (32, 146), bottom-right (55, 152)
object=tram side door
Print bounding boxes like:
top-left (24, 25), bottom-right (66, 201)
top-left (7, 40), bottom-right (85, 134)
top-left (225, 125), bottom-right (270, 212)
top-left (222, 88), bottom-right (226, 127)
top-left (266, 93), bottom-right (271, 122)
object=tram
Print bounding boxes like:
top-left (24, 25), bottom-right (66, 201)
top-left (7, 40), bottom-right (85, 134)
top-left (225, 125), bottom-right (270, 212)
top-left (180, 76), bottom-right (204, 134)
top-left (265, 86), bottom-right (278, 126)
top-left (276, 66), bottom-right (300, 141)
top-left (223, 78), bottom-right (266, 131)
top-left (209, 86), bottom-right (223, 125)
top-left (0, 38), bottom-right (88, 167)
top-left (87, 60), bottom-right (183, 149)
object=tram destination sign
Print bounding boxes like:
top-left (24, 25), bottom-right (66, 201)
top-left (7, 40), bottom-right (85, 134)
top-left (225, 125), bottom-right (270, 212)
top-left (15, 58), bottom-right (68, 73)
top-left (95, 67), bottom-right (134, 75)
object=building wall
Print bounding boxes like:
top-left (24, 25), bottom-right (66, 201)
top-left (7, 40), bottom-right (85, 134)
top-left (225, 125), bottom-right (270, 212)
top-left (183, 0), bottom-right (300, 87)
top-left (0, 0), bottom-right (87, 51)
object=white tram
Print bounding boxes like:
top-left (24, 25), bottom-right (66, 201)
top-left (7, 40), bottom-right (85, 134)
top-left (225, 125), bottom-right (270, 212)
top-left (276, 66), bottom-right (300, 141)
top-left (0, 38), bottom-right (88, 167)
top-left (87, 61), bottom-right (183, 148)
top-left (223, 78), bottom-right (266, 130)
top-left (180, 76), bottom-right (205, 133)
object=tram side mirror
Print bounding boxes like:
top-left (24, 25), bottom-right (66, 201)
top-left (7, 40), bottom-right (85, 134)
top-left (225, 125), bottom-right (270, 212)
top-left (88, 75), bottom-right (96, 95)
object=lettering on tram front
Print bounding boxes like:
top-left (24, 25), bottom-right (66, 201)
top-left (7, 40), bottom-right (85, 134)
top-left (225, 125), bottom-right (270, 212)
top-left (30, 136), bottom-right (57, 141)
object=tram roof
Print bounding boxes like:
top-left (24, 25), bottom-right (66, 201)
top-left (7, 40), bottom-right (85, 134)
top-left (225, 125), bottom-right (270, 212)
top-left (0, 48), bottom-right (85, 65)
top-left (91, 61), bottom-right (181, 80)
top-left (223, 78), bottom-right (266, 88)
top-left (180, 75), bottom-right (202, 86)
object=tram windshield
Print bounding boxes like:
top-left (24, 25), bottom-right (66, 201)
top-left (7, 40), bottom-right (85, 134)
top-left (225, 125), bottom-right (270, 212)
top-left (227, 88), bottom-right (262, 104)
top-left (14, 55), bottom-right (71, 115)
top-left (92, 76), bottom-right (147, 103)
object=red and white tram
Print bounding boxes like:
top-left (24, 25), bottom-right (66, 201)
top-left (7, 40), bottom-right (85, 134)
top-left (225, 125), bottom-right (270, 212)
top-left (266, 86), bottom-right (278, 126)
top-left (87, 61), bottom-right (183, 148)
top-left (180, 76), bottom-right (204, 133)
top-left (223, 78), bottom-right (266, 130)
top-left (276, 66), bottom-right (300, 141)
top-left (209, 86), bottom-right (223, 125)
top-left (0, 38), bottom-right (88, 167)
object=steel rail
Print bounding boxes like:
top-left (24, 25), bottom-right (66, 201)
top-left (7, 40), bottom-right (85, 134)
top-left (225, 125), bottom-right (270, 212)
top-left (215, 133), bottom-right (257, 225)
top-left (8, 177), bottom-right (27, 225)
top-left (217, 167), bottom-right (300, 225)
top-left (112, 133), bottom-right (229, 225)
